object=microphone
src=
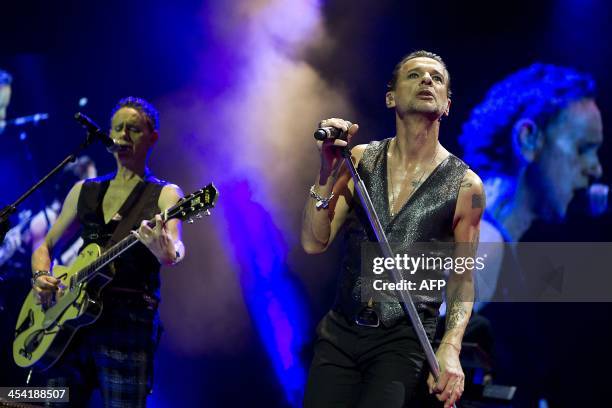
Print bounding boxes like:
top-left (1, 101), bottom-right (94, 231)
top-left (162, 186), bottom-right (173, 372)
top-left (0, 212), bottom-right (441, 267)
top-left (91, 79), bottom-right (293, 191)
top-left (313, 122), bottom-right (353, 141)
top-left (73, 112), bottom-right (123, 153)
top-left (314, 127), bottom-right (343, 141)
top-left (588, 183), bottom-right (609, 216)
top-left (6, 113), bottom-right (50, 127)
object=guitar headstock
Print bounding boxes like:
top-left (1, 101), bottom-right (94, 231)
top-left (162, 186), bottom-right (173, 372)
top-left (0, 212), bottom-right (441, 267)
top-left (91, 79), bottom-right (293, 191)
top-left (165, 183), bottom-right (219, 223)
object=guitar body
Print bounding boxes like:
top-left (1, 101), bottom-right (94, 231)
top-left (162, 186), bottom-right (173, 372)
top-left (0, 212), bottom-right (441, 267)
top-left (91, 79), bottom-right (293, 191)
top-left (13, 243), bottom-right (110, 371)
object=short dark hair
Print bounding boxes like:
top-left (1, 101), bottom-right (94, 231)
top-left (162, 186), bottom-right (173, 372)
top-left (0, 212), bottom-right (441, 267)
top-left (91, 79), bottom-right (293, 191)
top-left (387, 50), bottom-right (451, 97)
top-left (110, 96), bottom-right (159, 131)
top-left (459, 63), bottom-right (596, 178)
top-left (0, 69), bottom-right (13, 86)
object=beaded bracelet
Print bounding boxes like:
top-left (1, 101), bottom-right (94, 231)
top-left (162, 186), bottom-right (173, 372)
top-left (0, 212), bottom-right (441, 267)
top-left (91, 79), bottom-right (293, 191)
top-left (31, 270), bottom-right (50, 287)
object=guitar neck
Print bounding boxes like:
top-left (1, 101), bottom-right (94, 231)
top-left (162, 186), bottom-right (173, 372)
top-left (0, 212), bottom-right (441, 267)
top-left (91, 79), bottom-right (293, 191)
top-left (75, 233), bottom-right (140, 285)
top-left (72, 182), bottom-right (218, 286)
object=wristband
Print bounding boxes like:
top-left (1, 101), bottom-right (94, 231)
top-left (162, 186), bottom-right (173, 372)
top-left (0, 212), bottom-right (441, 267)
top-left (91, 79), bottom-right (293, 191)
top-left (31, 270), bottom-right (50, 287)
top-left (170, 240), bottom-right (185, 265)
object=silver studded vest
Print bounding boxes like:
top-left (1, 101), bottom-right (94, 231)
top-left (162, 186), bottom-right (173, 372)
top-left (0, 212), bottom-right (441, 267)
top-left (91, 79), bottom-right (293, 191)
top-left (335, 138), bottom-right (468, 326)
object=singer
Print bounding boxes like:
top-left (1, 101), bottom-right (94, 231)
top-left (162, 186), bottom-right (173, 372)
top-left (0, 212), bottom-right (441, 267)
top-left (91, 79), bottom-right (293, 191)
top-left (30, 96), bottom-right (185, 407)
top-left (301, 51), bottom-right (484, 408)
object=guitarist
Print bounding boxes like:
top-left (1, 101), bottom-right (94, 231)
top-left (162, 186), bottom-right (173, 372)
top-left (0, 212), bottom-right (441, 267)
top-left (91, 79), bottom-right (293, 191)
top-left (29, 97), bottom-right (184, 407)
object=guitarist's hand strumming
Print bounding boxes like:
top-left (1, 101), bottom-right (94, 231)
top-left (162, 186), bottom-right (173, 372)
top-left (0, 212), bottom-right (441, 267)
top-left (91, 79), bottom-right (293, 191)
top-left (33, 275), bottom-right (60, 308)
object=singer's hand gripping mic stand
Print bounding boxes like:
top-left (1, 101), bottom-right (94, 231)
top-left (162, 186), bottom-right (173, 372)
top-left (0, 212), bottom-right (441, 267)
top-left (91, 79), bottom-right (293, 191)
top-left (0, 113), bottom-right (105, 242)
top-left (339, 146), bottom-right (457, 408)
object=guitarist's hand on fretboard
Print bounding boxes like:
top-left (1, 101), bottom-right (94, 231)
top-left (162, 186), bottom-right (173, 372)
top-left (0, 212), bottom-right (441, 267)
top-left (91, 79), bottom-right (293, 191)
top-left (132, 214), bottom-right (183, 265)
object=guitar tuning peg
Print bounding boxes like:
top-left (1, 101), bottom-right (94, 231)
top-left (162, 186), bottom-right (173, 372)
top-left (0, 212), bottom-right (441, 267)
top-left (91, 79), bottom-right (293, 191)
top-left (195, 213), bottom-right (203, 219)
top-left (204, 209), bottom-right (211, 216)
top-left (187, 218), bottom-right (194, 224)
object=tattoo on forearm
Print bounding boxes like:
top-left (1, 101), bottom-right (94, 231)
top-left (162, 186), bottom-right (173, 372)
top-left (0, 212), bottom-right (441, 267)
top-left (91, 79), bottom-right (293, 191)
top-left (446, 296), bottom-right (468, 331)
top-left (469, 230), bottom-right (480, 257)
top-left (471, 193), bottom-right (484, 209)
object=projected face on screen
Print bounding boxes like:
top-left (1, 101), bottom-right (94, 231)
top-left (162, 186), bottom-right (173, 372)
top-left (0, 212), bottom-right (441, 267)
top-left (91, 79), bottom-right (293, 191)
top-left (459, 63), bottom-right (602, 232)
top-left (532, 98), bottom-right (603, 219)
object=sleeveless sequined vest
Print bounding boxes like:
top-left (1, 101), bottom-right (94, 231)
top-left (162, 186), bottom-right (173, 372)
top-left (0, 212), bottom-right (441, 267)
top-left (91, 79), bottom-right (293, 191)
top-left (335, 138), bottom-right (468, 326)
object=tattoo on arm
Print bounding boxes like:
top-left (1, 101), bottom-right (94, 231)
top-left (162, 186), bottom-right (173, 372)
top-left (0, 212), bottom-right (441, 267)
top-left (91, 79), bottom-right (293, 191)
top-left (471, 193), bottom-right (484, 209)
top-left (469, 230), bottom-right (480, 258)
top-left (446, 286), bottom-right (468, 331)
top-left (446, 293), bottom-right (468, 331)
top-left (460, 181), bottom-right (473, 189)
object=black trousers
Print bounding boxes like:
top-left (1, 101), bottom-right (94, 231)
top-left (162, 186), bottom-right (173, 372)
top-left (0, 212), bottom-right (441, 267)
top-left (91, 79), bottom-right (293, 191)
top-left (304, 309), bottom-right (441, 408)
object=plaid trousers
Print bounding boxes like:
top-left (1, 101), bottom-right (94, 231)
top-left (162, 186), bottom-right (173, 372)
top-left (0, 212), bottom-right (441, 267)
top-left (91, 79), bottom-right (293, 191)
top-left (37, 299), bottom-right (162, 408)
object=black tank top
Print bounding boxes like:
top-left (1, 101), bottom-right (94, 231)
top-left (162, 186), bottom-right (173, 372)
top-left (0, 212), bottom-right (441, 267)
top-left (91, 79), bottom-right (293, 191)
top-left (77, 173), bottom-right (168, 298)
top-left (335, 138), bottom-right (468, 326)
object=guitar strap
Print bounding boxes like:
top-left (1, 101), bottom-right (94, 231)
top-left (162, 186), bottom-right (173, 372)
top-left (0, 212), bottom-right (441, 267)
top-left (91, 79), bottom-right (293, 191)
top-left (105, 181), bottom-right (156, 249)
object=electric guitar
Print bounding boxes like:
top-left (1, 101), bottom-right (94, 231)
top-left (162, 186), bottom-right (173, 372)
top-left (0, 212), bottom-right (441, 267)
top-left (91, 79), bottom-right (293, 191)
top-left (13, 183), bottom-right (218, 371)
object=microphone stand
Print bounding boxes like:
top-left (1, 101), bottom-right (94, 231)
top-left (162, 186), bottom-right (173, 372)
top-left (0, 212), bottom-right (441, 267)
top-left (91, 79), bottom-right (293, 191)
top-left (0, 128), bottom-right (101, 242)
top-left (340, 147), bottom-right (456, 407)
